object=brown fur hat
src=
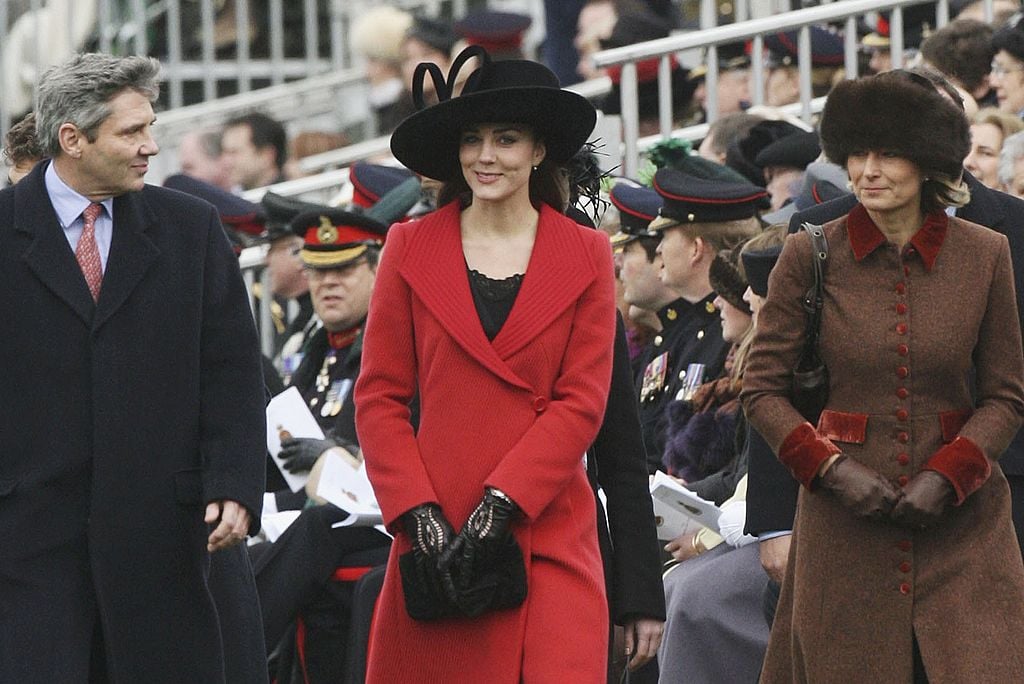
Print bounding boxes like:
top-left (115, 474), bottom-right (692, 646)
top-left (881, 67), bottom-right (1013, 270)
top-left (819, 71), bottom-right (970, 180)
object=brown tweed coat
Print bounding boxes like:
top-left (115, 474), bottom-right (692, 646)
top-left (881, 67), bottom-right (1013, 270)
top-left (742, 204), bottom-right (1024, 682)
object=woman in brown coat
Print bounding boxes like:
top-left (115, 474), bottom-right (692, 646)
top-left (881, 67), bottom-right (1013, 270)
top-left (742, 71), bottom-right (1024, 682)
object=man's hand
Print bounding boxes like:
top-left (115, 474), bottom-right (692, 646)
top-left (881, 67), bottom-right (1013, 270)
top-left (758, 534), bottom-right (791, 585)
top-left (279, 437), bottom-right (336, 473)
top-left (623, 617), bottom-right (664, 670)
top-left (664, 531), bottom-right (701, 562)
top-left (205, 500), bottom-right (251, 552)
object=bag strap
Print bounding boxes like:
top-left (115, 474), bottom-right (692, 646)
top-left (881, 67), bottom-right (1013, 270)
top-left (800, 222), bottom-right (828, 346)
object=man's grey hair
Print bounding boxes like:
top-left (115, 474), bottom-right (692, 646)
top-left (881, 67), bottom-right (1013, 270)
top-left (999, 130), bottom-right (1024, 188)
top-left (36, 53), bottom-right (161, 157)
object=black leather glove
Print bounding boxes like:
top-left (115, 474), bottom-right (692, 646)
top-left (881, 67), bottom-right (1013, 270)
top-left (818, 455), bottom-right (901, 520)
top-left (279, 437), bottom-right (336, 473)
top-left (398, 503), bottom-right (459, 620)
top-left (403, 503), bottom-right (457, 558)
top-left (891, 471), bottom-right (954, 529)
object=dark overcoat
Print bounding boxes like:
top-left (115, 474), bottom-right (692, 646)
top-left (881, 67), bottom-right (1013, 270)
top-left (743, 205), bottom-right (1024, 682)
top-left (356, 202), bottom-right (616, 683)
top-left (0, 162), bottom-right (266, 682)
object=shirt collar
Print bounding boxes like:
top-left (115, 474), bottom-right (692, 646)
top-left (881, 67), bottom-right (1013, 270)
top-left (44, 161), bottom-right (114, 227)
top-left (846, 202), bottom-right (948, 272)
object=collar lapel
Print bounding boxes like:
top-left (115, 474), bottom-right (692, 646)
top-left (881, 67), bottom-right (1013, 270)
top-left (957, 172), bottom-right (1004, 228)
top-left (15, 165), bottom-right (94, 325)
top-left (491, 204), bottom-right (598, 359)
top-left (93, 191), bottom-right (160, 331)
top-left (399, 203), bottom-right (531, 390)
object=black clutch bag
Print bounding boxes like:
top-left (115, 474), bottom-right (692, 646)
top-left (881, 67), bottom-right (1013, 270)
top-left (398, 535), bottom-right (528, 621)
top-left (792, 223), bottom-right (829, 423)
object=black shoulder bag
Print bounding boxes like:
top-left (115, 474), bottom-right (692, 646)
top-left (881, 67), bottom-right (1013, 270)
top-left (792, 222), bottom-right (829, 422)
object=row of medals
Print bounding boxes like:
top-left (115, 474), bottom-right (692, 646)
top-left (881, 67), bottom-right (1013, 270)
top-left (311, 350), bottom-right (344, 418)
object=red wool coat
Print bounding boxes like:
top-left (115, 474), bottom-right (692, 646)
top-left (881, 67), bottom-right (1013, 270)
top-left (355, 202), bottom-right (616, 683)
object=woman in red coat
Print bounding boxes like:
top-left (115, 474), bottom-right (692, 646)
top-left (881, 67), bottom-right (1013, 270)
top-left (355, 46), bottom-right (616, 682)
top-left (742, 71), bottom-right (1024, 682)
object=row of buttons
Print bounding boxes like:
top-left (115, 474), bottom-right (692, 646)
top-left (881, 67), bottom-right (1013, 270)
top-left (896, 260), bottom-right (913, 596)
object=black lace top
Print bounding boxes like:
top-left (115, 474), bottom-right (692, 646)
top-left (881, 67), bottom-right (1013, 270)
top-left (467, 267), bottom-right (524, 341)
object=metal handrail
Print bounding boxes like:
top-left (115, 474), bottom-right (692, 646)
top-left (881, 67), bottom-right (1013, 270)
top-left (591, 0), bottom-right (959, 177)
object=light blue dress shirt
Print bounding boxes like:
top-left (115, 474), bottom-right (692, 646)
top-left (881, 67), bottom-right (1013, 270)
top-left (45, 161), bottom-right (115, 271)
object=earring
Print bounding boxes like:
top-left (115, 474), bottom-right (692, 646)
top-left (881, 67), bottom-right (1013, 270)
top-left (532, 166), bottom-right (538, 171)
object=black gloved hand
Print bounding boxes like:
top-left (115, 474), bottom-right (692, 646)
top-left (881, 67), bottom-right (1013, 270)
top-left (818, 455), bottom-right (901, 520)
top-left (891, 470), bottom-right (954, 529)
top-left (438, 488), bottom-right (523, 617)
top-left (279, 437), bottom-right (336, 473)
top-left (403, 503), bottom-right (457, 559)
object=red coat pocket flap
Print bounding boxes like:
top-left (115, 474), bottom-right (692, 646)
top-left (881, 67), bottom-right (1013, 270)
top-left (817, 410), bottom-right (868, 444)
top-left (939, 408), bottom-right (973, 443)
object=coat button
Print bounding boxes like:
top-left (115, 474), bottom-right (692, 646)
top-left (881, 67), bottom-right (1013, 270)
top-left (532, 396), bottom-right (549, 413)
top-left (900, 582), bottom-right (911, 595)
top-left (899, 561), bottom-right (912, 573)
top-left (896, 366), bottom-right (909, 378)
top-left (896, 409), bottom-right (909, 422)
top-left (897, 344), bottom-right (909, 356)
top-left (896, 323), bottom-right (908, 335)
top-left (895, 303), bottom-right (908, 315)
top-left (898, 474), bottom-right (910, 487)
top-left (895, 282), bottom-right (906, 295)
top-left (896, 387), bottom-right (909, 399)
top-left (897, 453), bottom-right (910, 465)
top-left (654, 335), bottom-right (663, 346)
top-left (904, 265), bottom-right (911, 276)
top-left (897, 431), bottom-right (909, 443)
top-left (898, 539), bottom-right (912, 552)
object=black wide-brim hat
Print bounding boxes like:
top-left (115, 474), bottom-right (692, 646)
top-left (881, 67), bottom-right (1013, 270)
top-left (819, 70), bottom-right (970, 180)
top-left (390, 45), bottom-right (597, 182)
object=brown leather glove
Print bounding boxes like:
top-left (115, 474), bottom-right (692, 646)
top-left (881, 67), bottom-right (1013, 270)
top-left (891, 470), bottom-right (954, 529)
top-left (818, 455), bottom-right (901, 520)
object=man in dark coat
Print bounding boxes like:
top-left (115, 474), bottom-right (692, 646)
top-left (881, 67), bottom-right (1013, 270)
top-left (0, 54), bottom-right (266, 681)
top-left (746, 169), bottom-right (1024, 622)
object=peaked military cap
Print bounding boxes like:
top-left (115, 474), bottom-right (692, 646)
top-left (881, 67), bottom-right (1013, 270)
top-left (765, 26), bottom-right (845, 69)
top-left (290, 209), bottom-right (388, 269)
top-left (407, 15), bottom-right (457, 55)
top-left (648, 167), bottom-right (769, 231)
top-left (454, 11), bottom-right (531, 55)
top-left (609, 183), bottom-right (662, 247)
top-left (261, 191), bottom-right (331, 242)
top-left (348, 162), bottom-right (416, 209)
top-left (163, 173), bottom-right (266, 237)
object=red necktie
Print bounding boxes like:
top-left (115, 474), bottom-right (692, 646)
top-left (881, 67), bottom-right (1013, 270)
top-left (76, 203), bottom-right (103, 302)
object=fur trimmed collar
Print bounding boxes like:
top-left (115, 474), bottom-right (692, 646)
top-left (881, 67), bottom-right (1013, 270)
top-left (847, 202), bottom-right (948, 272)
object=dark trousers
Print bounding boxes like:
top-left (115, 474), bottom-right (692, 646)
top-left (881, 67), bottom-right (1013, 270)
top-left (1007, 473), bottom-right (1024, 560)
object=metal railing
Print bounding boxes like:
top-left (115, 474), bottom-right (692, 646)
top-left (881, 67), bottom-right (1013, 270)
top-left (590, 0), bottom-right (967, 177)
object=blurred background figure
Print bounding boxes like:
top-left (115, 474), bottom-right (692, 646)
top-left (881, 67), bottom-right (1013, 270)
top-left (919, 19), bottom-right (996, 108)
top-left (953, 0), bottom-right (1021, 25)
top-left (698, 112), bottom-right (764, 165)
top-left (574, 0), bottom-right (617, 81)
top-left (685, 43), bottom-right (751, 125)
top-left (762, 27), bottom-right (844, 107)
top-left (998, 129), bottom-right (1024, 196)
top-left (965, 107), bottom-right (1024, 188)
top-left (221, 111), bottom-right (288, 191)
top-left (283, 131), bottom-right (349, 181)
top-left (860, 4), bottom-right (935, 74)
top-left (753, 130), bottom-right (822, 212)
top-left (2, 111), bottom-right (43, 186)
top-left (177, 128), bottom-right (233, 191)
top-left (991, 13), bottom-right (1024, 117)
top-left (455, 10), bottom-right (533, 61)
top-left (350, 6), bottom-right (415, 136)
top-left (543, 0), bottom-right (588, 85)
top-left (401, 16), bottom-right (457, 108)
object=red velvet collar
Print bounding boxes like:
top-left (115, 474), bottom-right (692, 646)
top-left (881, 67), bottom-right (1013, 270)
top-left (327, 326), bottom-right (361, 350)
top-left (846, 203), bottom-right (948, 272)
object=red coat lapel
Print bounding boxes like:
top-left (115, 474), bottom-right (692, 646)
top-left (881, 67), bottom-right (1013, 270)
top-left (398, 203), bottom-right (599, 389)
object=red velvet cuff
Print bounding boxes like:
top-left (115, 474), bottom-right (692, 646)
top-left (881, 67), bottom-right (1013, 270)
top-left (778, 422), bottom-right (842, 490)
top-left (924, 436), bottom-right (991, 505)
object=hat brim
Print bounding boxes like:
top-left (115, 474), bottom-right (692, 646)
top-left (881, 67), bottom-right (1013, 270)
top-left (647, 215), bottom-right (681, 232)
top-left (390, 87), bottom-right (597, 181)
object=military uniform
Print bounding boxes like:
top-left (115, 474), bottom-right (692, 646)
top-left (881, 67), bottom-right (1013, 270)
top-left (288, 324), bottom-right (362, 447)
top-left (636, 295), bottom-right (729, 471)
